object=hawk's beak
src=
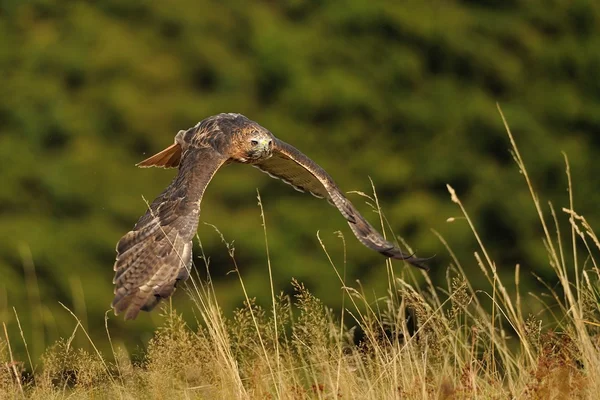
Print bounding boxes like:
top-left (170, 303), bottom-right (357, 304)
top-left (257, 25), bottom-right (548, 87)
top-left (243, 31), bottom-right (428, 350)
top-left (259, 138), bottom-right (272, 154)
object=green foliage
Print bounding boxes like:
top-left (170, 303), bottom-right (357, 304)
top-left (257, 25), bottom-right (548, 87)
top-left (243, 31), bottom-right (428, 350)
top-left (1, 0), bottom-right (600, 364)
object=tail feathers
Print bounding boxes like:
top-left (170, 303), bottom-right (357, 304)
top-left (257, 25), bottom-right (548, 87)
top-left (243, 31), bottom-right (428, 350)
top-left (136, 143), bottom-right (182, 168)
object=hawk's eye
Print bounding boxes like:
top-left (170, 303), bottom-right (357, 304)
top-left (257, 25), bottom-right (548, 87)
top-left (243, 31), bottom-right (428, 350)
top-left (250, 139), bottom-right (259, 146)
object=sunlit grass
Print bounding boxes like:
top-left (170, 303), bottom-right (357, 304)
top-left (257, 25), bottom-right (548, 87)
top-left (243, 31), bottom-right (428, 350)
top-left (2, 109), bottom-right (600, 398)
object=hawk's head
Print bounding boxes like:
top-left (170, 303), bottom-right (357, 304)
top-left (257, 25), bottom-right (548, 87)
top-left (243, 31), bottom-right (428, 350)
top-left (220, 114), bottom-right (274, 163)
top-left (240, 132), bottom-right (273, 162)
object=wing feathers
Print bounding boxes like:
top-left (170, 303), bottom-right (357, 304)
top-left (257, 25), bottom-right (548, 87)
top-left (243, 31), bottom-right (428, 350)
top-left (257, 139), bottom-right (428, 270)
top-left (112, 147), bottom-right (226, 319)
top-left (253, 149), bottom-right (330, 199)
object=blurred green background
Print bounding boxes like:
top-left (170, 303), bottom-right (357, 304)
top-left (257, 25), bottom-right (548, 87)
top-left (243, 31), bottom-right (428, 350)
top-left (1, 0), bottom-right (600, 361)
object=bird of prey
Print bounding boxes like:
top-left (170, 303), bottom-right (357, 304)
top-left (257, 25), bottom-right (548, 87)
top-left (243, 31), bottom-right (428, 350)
top-left (112, 113), bottom-right (427, 320)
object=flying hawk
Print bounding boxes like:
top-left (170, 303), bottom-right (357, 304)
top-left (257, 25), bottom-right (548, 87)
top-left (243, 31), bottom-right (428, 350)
top-left (112, 113), bottom-right (427, 320)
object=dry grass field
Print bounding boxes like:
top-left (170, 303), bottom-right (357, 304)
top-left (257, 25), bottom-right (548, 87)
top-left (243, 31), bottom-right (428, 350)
top-left (2, 111), bottom-right (600, 399)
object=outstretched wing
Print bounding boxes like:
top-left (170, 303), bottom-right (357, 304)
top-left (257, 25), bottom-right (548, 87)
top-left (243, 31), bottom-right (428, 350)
top-left (254, 139), bottom-right (428, 270)
top-left (112, 147), bottom-right (227, 319)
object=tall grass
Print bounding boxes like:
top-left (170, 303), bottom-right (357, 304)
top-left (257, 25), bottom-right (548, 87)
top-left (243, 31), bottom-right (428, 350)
top-left (2, 109), bottom-right (600, 398)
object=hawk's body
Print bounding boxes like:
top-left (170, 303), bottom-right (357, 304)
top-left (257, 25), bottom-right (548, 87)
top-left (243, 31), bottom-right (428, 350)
top-left (113, 113), bottom-right (427, 320)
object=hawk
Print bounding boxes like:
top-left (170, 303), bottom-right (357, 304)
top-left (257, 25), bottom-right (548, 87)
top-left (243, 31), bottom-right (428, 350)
top-left (112, 113), bottom-right (427, 320)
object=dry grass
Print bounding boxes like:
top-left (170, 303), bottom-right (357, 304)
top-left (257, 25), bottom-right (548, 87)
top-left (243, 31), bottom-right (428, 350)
top-left (2, 107), bottom-right (600, 399)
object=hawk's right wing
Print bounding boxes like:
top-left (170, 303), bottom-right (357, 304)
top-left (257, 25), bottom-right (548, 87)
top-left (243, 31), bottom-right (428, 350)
top-left (112, 147), bottom-right (227, 320)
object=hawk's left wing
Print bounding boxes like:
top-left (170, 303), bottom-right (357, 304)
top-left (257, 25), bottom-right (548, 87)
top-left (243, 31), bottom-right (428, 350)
top-left (254, 139), bottom-right (428, 270)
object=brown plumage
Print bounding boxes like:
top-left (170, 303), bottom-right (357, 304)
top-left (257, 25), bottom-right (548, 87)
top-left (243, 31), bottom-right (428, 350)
top-left (113, 113), bottom-right (428, 320)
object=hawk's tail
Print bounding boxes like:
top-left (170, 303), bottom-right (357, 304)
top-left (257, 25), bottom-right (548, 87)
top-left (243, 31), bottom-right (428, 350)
top-left (137, 143), bottom-right (182, 168)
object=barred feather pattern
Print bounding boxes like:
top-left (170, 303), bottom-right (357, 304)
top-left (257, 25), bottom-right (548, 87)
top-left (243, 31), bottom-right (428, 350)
top-left (112, 147), bottom-right (226, 319)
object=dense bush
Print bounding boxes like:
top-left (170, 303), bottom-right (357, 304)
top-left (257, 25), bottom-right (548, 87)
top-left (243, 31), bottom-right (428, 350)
top-left (1, 0), bottom-right (599, 360)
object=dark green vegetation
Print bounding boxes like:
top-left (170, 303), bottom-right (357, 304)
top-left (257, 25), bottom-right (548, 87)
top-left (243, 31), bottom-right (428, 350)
top-left (1, 0), bottom-right (599, 367)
